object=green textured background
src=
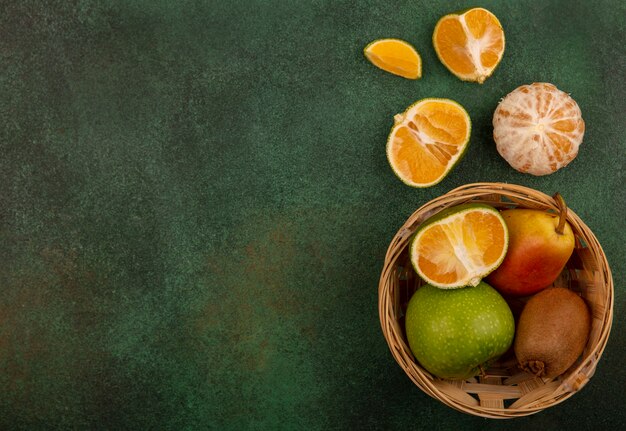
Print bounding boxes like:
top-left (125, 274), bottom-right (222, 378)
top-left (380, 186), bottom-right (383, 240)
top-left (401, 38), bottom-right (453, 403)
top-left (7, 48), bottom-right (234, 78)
top-left (0, 0), bottom-right (624, 429)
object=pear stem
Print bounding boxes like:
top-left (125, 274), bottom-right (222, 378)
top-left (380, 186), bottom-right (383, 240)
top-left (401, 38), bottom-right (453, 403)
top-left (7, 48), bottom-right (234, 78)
top-left (553, 193), bottom-right (568, 235)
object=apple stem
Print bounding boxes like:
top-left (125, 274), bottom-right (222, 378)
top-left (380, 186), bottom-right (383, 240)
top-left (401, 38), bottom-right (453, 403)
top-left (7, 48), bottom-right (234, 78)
top-left (478, 364), bottom-right (485, 377)
top-left (553, 193), bottom-right (568, 235)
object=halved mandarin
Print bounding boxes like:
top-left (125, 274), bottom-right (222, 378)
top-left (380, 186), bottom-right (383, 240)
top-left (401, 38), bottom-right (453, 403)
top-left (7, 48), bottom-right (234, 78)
top-left (410, 204), bottom-right (509, 289)
top-left (364, 38), bottom-right (422, 79)
top-left (387, 98), bottom-right (471, 187)
top-left (433, 7), bottom-right (505, 83)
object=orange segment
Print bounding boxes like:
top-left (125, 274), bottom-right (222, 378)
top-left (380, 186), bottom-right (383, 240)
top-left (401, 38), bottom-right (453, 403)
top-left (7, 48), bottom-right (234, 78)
top-left (433, 8), bottom-right (505, 83)
top-left (364, 39), bottom-right (422, 79)
top-left (433, 17), bottom-right (475, 76)
top-left (493, 83), bottom-right (585, 175)
top-left (387, 99), bottom-right (471, 187)
top-left (411, 204), bottom-right (509, 289)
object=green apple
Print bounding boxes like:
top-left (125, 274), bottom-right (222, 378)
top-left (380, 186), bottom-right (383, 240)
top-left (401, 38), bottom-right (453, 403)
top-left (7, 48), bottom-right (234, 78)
top-left (405, 282), bottom-right (514, 380)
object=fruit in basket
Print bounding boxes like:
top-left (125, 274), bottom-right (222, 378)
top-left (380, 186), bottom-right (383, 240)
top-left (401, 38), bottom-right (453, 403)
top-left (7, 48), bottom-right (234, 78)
top-left (410, 203), bottom-right (508, 288)
top-left (493, 82), bottom-right (585, 175)
top-left (405, 282), bottom-right (514, 380)
top-left (387, 98), bottom-right (471, 188)
top-left (514, 287), bottom-right (591, 378)
top-left (432, 7), bottom-right (505, 83)
top-left (487, 193), bottom-right (575, 296)
top-left (364, 38), bottom-right (422, 79)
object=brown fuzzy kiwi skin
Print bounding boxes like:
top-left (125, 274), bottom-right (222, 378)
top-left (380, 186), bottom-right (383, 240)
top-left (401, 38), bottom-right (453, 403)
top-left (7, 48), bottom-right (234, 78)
top-left (514, 287), bottom-right (591, 378)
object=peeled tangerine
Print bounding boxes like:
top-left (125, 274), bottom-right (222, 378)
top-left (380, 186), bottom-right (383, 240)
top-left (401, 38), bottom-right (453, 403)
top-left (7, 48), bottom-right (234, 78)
top-left (493, 83), bottom-right (585, 176)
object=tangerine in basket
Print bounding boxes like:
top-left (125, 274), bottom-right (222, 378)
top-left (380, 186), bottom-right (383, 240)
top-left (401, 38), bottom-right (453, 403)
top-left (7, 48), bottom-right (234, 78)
top-left (410, 203), bottom-right (508, 288)
top-left (364, 38), bottom-right (422, 79)
top-left (493, 82), bottom-right (585, 175)
top-left (387, 98), bottom-right (471, 187)
top-left (433, 7), bottom-right (505, 83)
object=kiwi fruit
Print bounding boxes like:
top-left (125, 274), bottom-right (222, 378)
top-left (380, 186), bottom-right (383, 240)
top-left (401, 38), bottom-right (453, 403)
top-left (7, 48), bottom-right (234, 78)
top-left (514, 287), bottom-right (591, 378)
